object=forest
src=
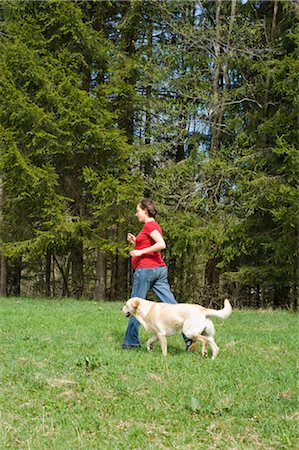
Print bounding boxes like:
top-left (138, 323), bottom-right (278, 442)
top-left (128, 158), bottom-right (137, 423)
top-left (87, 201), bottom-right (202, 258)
top-left (0, 0), bottom-right (298, 308)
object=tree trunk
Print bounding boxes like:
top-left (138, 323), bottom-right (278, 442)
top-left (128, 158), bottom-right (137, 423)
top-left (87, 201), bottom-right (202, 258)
top-left (0, 178), bottom-right (7, 297)
top-left (273, 285), bottom-right (289, 309)
top-left (10, 258), bottom-right (22, 296)
top-left (70, 241), bottom-right (84, 298)
top-left (116, 255), bottom-right (128, 300)
top-left (0, 255), bottom-right (7, 297)
top-left (143, 18), bottom-right (153, 175)
top-left (52, 254), bottom-right (56, 297)
top-left (53, 255), bottom-right (70, 297)
top-left (264, 0), bottom-right (278, 112)
top-left (110, 254), bottom-right (117, 300)
top-left (255, 284), bottom-right (261, 308)
top-left (210, 0), bottom-right (222, 157)
top-left (204, 257), bottom-right (221, 287)
top-left (118, 2), bottom-right (140, 145)
top-left (94, 248), bottom-right (106, 301)
top-left (205, 0), bottom-right (237, 295)
top-left (45, 251), bottom-right (51, 297)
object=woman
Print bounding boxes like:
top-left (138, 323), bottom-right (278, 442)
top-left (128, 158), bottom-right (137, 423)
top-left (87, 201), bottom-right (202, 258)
top-left (122, 198), bottom-right (194, 351)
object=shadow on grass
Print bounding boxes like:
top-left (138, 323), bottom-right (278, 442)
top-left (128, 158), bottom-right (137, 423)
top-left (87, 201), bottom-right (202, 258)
top-left (111, 328), bottom-right (186, 355)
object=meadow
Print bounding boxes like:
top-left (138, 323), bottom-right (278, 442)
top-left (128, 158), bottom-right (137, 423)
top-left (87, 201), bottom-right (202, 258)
top-left (0, 297), bottom-right (297, 449)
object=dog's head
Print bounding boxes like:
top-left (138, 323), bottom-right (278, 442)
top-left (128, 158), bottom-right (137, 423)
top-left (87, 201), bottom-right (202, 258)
top-left (121, 297), bottom-right (140, 318)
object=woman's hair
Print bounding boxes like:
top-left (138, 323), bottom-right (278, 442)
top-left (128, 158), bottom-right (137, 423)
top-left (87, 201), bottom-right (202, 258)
top-left (139, 198), bottom-right (157, 218)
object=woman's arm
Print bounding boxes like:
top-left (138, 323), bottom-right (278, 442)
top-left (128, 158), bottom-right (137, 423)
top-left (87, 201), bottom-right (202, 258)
top-left (129, 230), bottom-right (166, 257)
top-left (127, 233), bottom-right (136, 245)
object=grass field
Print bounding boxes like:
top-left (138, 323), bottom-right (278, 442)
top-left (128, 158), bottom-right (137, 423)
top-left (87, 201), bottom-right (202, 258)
top-left (0, 297), bottom-right (297, 449)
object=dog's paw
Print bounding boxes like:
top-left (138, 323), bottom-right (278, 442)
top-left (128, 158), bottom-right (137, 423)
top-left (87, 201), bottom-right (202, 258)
top-left (211, 351), bottom-right (219, 360)
top-left (202, 350), bottom-right (208, 357)
top-left (147, 345), bottom-right (153, 352)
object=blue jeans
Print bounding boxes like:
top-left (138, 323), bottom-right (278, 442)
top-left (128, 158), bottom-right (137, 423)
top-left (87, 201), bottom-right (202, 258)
top-left (123, 266), bottom-right (188, 346)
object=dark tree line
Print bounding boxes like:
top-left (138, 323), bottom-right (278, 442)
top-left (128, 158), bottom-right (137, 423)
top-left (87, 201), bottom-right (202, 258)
top-left (0, 0), bottom-right (298, 309)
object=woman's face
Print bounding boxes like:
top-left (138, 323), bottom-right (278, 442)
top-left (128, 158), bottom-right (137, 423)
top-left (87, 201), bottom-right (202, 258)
top-left (135, 204), bottom-right (148, 222)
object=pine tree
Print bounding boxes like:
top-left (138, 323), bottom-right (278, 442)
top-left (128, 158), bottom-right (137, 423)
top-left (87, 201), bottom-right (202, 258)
top-left (0, 0), bottom-right (139, 298)
top-left (220, 0), bottom-right (299, 308)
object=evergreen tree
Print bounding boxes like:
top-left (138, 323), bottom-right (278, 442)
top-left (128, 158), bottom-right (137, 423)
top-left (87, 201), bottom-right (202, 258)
top-left (0, 0), bottom-right (297, 307)
top-left (0, 0), bottom-right (139, 298)
top-left (219, 0), bottom-right (299, 307)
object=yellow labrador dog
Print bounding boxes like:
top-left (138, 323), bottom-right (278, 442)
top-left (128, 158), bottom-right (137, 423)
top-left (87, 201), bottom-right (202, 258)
top-left (122, 297), bottom-right (232, 358)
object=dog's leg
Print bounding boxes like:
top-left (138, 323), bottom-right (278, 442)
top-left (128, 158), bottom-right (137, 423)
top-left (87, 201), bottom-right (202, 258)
top-left (204, 319), bottom-right (219, 359)
top-left (183, 319), bottom-right (208, 355)
top-left (201, 337), bottom-right (208, 357)
top-left (146, 335), bottom-right (158, 352)
top-left (196, 335), bottom-right (208, 357)
top-left (157, 334), bottom-right (167, 356)
top-left (208, 337), bottom-right (219, 359)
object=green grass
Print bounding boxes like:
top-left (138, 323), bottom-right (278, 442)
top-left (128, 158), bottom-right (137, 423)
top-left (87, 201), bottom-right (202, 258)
top-left (0, 297), bottom-right (297, 449)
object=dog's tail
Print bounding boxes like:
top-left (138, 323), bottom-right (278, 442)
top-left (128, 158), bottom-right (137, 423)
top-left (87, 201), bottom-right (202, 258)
top-left (203, 299), bottom-right (232, 320)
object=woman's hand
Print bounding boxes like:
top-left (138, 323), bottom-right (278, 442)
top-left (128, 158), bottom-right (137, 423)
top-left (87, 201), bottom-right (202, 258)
top-left (127, 233), bottom-right (136, 245)
top-left (129, 230), bottom-right (166, 258)
top-left (130, 249), bottom-right (142, 258)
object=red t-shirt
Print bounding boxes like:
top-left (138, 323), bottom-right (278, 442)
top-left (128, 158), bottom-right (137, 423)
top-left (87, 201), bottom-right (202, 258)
top-left (131, 221), bottom-right (166, 270)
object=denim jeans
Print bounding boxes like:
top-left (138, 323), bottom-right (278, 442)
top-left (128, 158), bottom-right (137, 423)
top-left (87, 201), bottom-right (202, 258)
top-left (123, 266), bottom-right (188, 346)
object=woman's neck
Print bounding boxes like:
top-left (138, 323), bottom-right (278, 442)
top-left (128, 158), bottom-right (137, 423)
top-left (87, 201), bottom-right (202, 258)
top-left (144, 217), bottom-right (155, 223)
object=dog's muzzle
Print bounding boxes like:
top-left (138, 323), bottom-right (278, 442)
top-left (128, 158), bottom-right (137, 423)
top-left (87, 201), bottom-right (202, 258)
top-left (122, 305), bottom-right (132, 318)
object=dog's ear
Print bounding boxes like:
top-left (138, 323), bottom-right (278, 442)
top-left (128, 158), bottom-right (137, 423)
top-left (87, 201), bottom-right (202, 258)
top-left (131, 298), bottom-right (140, 309)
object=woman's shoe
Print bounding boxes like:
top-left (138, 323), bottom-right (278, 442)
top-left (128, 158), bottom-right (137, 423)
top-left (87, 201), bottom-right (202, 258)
top-left (121, 344), bottom-right (141, 350)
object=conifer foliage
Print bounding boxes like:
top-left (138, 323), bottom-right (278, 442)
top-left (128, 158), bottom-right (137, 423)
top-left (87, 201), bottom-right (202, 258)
top-left (0, 0), bottom-right (297, 308)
